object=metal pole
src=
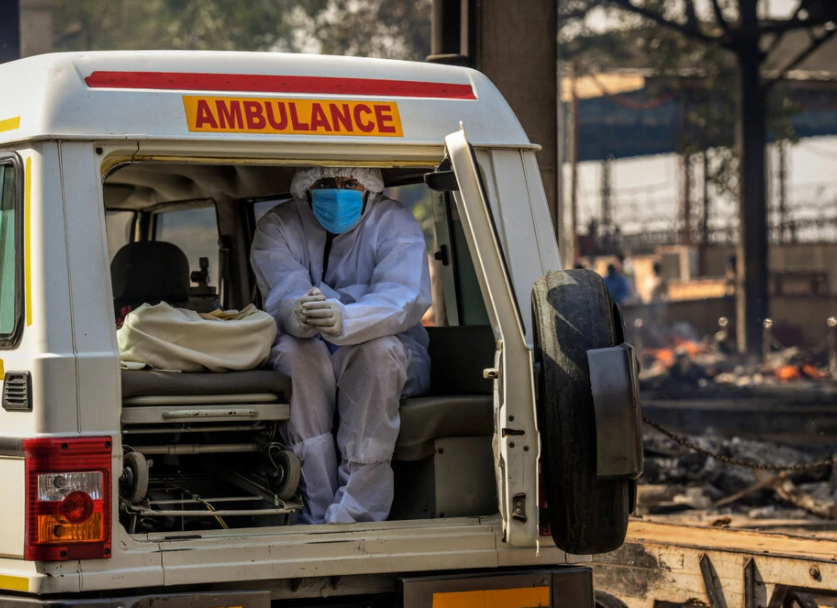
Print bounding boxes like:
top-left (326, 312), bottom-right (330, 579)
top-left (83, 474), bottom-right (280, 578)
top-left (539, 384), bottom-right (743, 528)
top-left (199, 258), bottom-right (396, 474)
top-left (778, 141), bottom-right (787, 244)
top-left (735, 0), bottom-right (769, 355)
top-left (601, 156), bottom-right (612, 228)
top-left (469, 0), bottom-right (559, 236)
top-left (701, 150), bottom-right (710, 274)
top-left (681, 152), bottom-right (692, 245)
top-left (570, 63), bottom-right (580, 264)
top-left (0, 0), bottom-right (20, 64)
top-left (762, 318), bottom-right (772, 363)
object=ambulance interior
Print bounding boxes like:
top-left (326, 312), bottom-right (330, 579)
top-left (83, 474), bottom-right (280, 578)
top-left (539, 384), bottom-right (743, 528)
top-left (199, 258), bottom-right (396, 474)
top-left (103, 161), bottom-right (498, 533)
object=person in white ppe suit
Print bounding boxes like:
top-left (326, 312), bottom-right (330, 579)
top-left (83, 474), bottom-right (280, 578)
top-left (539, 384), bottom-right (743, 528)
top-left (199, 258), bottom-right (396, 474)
top-left (250, 167), bottom-right (431, 524)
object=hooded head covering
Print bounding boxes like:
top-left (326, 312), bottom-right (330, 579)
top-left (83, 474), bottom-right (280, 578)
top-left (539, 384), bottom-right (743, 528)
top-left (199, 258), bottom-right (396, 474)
top-left (290, 167), bottom-right (385, 201)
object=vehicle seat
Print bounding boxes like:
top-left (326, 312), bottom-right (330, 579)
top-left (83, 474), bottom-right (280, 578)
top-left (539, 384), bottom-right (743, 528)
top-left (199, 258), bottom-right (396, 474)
top-left (391, 326), bottom-right (497, 520)
top-left (111, 241), bottom-right (191, 317)
top-left (395, 326), bottom-right (494, 461)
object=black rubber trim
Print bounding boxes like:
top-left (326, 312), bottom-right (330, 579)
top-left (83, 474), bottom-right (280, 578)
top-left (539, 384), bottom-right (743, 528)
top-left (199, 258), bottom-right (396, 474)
top-left (0, 436), bottom-right (24, 456)
top-left (0, 153), bottom-right (25, 350)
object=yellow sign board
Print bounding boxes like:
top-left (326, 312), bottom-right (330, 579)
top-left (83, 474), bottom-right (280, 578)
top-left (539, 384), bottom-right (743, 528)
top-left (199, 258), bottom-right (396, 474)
top-left (183, 96), bottom-right (403, 137)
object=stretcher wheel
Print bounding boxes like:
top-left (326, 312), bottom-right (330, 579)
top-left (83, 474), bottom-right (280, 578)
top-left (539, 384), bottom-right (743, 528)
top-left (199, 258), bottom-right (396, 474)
top-left (121, 451), bottom-right (149, 504)
top-left (276, 451), bottom-right (301, 501)
top-left (532, 269), bottom-right (631, 554)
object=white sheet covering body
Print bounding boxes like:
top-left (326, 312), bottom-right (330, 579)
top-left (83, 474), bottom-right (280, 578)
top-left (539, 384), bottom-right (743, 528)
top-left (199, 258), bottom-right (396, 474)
top-left (250, 192), bottom-right (432, 524)
top-left (118, 303), bottom-right (277, 372)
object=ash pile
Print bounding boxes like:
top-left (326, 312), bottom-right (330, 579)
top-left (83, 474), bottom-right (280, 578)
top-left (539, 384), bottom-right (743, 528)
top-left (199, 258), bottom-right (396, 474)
top-left (639, 427), bottom-right (837, 526)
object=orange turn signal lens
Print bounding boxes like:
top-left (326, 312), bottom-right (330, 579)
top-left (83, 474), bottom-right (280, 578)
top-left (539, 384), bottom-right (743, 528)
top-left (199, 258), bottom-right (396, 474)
top-left (37, 513), bottom-right (103, 544)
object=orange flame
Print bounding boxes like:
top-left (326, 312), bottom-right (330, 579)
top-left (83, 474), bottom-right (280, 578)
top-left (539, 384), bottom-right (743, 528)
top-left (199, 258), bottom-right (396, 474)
top-left (775, 365), bottom-right (801, 381)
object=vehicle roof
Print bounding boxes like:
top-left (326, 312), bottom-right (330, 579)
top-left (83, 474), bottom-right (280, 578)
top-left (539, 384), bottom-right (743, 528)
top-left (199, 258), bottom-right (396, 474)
top-left (0, 51), bottom-right (530, 147)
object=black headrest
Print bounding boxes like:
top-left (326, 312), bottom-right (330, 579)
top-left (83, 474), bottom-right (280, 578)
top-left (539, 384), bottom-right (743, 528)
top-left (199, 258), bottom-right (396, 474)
top-left (111, 241), bottom-right (190, 305)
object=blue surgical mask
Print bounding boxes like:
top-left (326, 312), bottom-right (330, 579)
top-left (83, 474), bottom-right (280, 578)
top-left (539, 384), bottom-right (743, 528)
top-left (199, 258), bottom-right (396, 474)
top-left (310, 189), bottom-right (364, 234)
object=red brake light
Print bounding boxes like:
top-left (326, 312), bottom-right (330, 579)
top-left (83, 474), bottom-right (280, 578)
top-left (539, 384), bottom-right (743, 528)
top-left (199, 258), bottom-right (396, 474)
top-left (23, 437), bottom-right (112, 561)
top-left (61, 491), bottom-right (94, 523)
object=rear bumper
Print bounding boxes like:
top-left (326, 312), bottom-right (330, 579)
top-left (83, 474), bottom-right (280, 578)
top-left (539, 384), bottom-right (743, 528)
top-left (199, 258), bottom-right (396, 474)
top-left (0, 567), bottom-right (593, 608)
top-left (0, 591), bottom-right (270, 608)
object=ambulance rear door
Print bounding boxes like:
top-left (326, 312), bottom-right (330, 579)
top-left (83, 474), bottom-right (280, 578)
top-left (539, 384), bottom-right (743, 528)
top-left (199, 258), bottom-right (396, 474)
top-left (438, 129), bottom-right (542, 547)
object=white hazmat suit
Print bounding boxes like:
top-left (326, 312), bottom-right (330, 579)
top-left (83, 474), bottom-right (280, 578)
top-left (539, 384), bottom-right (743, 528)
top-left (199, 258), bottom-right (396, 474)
top-left (250, 167), bottom-right (432, 524)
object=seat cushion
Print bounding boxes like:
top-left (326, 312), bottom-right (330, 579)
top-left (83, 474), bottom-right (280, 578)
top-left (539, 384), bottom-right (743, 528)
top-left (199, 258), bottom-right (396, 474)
top-left (395, 395), bottom-right (493, 461)
top-left (122, 369), bottom-right (292, 401)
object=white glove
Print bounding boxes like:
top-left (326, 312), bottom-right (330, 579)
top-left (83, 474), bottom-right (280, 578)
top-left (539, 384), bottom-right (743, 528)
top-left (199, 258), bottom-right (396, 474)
top-left (283, 288), bottom-right (325, 338)
top-left (302, 298), bottom-right (344, 337)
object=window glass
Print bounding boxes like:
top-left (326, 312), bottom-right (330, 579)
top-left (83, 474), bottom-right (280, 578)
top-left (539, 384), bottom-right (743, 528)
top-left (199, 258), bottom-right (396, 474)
top-left (0, 164), bottom-right (17, 337)
top-left (253, 198), bottom-right (290, 225)
top-left (155, 206), bottom-right (220, 287)
top-left (105, 210), bottom-right (134, 262)
top-left (384, 183), bottom-right (447, 326)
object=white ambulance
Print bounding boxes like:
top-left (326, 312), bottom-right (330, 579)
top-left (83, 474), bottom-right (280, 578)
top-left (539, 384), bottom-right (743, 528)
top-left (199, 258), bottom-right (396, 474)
top-left (0, 51), bottom-right (641, 607)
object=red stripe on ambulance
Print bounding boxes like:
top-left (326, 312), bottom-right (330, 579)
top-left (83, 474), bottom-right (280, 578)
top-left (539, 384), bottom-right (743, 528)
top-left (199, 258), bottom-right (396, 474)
top-left (85, 71), bottom-right (477, 100)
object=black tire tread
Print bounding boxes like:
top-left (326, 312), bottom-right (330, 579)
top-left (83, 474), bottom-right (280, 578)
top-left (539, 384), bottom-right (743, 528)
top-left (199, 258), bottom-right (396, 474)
top-left (532, 269), bottom-right (630, 554)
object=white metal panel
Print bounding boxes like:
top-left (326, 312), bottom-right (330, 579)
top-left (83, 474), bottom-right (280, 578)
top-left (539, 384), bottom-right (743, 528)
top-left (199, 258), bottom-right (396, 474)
top-left (522, 151), bottom-right (562, 273)
top-left (476, 148), bottom-right (563, 344)
top-left (0, 143), bottom-right (78, 436)
top-left (0, 52), bottom-right (529, 148)
top-left (78, 528), bottom-right (163, 592)
top-left (59, 142), bottom-right (121, 435)
top-left (0, 556), bottom-right (81, 594)
top-left (0, 459), bottom-right (24, 558)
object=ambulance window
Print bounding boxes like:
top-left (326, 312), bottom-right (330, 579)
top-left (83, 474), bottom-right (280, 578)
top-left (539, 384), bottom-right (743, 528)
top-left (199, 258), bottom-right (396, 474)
top-left (154, 205), bottom-right (220, 287)
top-left (106, 211), bottom-right (135, 262)
top-left (0, 160), bottom-right (20, 345)
top-left (253, 198), bottom-right (291, 225)
top-left (384, 183), bottom-right (447, 327)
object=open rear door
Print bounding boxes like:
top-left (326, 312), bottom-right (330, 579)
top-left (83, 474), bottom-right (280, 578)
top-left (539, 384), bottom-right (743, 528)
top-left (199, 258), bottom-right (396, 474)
top-left (440, 129), bottom-right (541, 547)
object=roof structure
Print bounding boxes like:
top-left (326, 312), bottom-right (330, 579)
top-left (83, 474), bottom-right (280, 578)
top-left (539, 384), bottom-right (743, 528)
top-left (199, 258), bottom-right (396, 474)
top-left (0, 51), bottom-right (529, 147)
top-left (563, 70), bottom-right (837, 161)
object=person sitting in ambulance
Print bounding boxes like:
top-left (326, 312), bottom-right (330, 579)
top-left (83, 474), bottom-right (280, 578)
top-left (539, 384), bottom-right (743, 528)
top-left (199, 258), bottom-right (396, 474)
top-left (250, 167), bottom-right (431, 524)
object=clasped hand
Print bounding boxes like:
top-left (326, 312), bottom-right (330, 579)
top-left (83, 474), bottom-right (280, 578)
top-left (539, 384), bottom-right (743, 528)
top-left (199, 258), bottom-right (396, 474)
top-left (294, 288), bottom-right (343, 336)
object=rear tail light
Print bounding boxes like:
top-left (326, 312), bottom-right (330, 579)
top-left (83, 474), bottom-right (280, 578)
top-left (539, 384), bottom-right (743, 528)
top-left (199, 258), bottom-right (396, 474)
top-left (23, 437), bottom-right (112, 561)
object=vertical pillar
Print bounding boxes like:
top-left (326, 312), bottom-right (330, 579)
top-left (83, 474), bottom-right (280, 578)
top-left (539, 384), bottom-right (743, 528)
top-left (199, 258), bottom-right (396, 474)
top-left (601, 156), bottom-right (612, 228)
top-left (0, 0), bottom-right (20, 64)
top-left (469, 0), bottom-right (560, 239)
top-left (735, 0), bottom-right (769, 355)
top-left (681, 152), bottom-right (693, 245)
top-left (430, 0), bottom-right (462, 59)
top-left (700, 151), bottom-right (710, 275)
top-left (19, 0), bottom-right (53, 58)
top-left (778, 141), bottom-right (787, 244)
top-left (569, 65), bottom-right (581, 265)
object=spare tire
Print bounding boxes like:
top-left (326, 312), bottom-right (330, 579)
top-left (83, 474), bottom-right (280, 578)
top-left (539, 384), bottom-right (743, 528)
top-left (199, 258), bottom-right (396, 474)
top-left (532, 269), bottom-right (630, 555)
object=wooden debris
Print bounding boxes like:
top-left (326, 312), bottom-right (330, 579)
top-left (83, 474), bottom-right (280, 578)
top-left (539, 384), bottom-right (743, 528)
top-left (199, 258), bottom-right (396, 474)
top-left (774, 478), bottom-right (837, 519)
top-left (713, 472), bottom-right (786, 508)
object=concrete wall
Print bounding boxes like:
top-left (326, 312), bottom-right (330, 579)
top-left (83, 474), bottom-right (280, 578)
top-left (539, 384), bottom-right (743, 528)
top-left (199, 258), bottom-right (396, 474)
top-left (622, 295), bottom-right (837, 349)
top-left (704, 243), bottom-right (837, 294)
